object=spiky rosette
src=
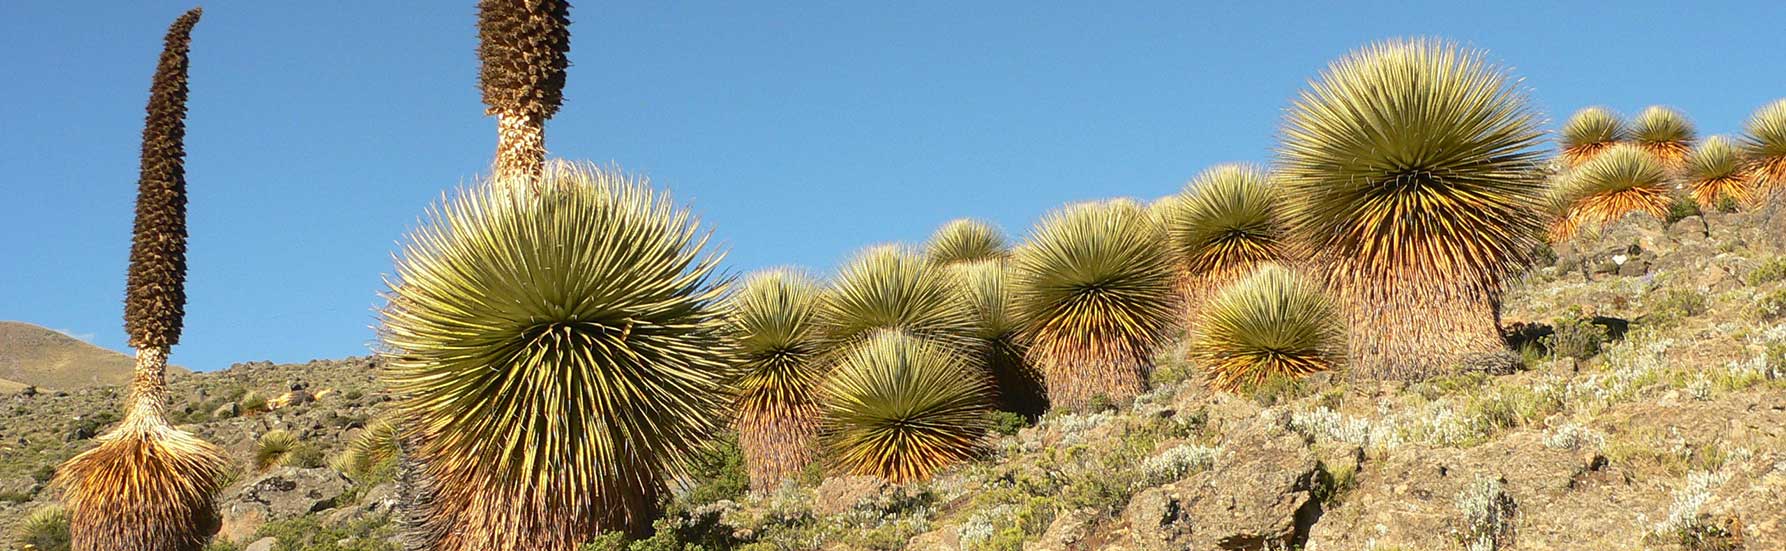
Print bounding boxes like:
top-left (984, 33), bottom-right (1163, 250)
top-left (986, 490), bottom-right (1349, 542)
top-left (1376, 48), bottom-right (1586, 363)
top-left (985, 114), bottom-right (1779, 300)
top-left (1162, 164), bottom-right (1290, 313)
top-left (1684, 136), bottom-right (1752, 209)
top-left (1741, 99), bottom-right (1786, 196)
top-left (1275, 38), bottom-right (1547, 379)
top-left (1011, 199), bottom-right (1178, 408)
top-left (818, 330), bottom-right (993, 483)
top-left (1192, 264), bottom-right (1345, 392)
top-left (334, 419), bottom-right (403, 481)
top-left (124, 7), bottom-right (201, 350)
top-left (950, 260), bottom-right (1047, 417)
top-left (726, 269), bottom-right (826, 491)
top-left (477, 0), bottom-right (572, 188)
top-left (817, 245), bottom-right (978, 355)
top-left (1560, 107), bottom-right (1627, 167)
top-left (1631, 106), bottom-right (1696, 169)
top-left (380, 163), bottom-right (735, 547)
top-left (1551, 144), bottom-right (1674, 239)
top-left (54, 350), bottom-right (227, 551)
top-left (924, 218), bottom-right (1010, 265)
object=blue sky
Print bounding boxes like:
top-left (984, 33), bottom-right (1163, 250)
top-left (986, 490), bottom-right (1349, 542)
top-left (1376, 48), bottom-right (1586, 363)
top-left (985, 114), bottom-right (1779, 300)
top-left (3, 1), bottom-right (1782, 371)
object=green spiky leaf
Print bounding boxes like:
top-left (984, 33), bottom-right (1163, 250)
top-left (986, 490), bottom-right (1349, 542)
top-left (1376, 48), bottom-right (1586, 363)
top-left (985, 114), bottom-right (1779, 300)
top-left (1560, 107), bottom-right (1627, 166)
top-left (380, 163), bottom-right (734, 544)
top-left (1193, 265), bottom-right (1345, 391)
top-left (1631, 106), bottom-right (1696, 167)
top-left (818, 330), bottom-right (993, 483)
top-left (1742, 99), bottom-right (1786, 193)
top-left (726, 269), bottom-right (826, 490)
top-left (1684, 136), bottom-right (1751, 208)
top-left (949, 260), bottom-right (1047, 417)
top-left (1012, 199), bottom-right (1177, 408)
top-left (925, 218), bottom-right (1010, 265)
top-left (1163, 164), bottom-right (1289, 299)
top-left (1275, 38), bottom-right (1546, 378)
top-left (1552, 143), bottom-right (1674, 237)
top-left (818, 245), bottom-right (978, 355)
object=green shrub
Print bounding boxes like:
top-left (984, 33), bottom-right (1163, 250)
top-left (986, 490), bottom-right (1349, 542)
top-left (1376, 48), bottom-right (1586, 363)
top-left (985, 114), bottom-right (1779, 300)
top-left (1544, 314), bottom-right (1609, 360)
top-left (1755, 289), bottom-right (1786, 321)
top-left (1665, 196), bottom-right (1702, 225)
top-left (989, 411), bottom-right (1028, 436)
top-left (12, 505), bottom-right (71, 551)
top-left (677, 433), bottom-right (748, 511)
top-left (1240, 373), bottom-right (1309, 407)
top-left (1648, 289), bottom-right (1710, 325)
top-left (1749, 256), bottom-right (1786, 286)
top-left (0, 489), bottom-right (32, 503)
top-left (254, 514), bottom-right (398, 551)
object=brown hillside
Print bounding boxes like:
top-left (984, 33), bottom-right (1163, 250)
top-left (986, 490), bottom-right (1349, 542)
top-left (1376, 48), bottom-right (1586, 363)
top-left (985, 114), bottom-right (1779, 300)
top-left (0, 321), bottom-right (184, 390)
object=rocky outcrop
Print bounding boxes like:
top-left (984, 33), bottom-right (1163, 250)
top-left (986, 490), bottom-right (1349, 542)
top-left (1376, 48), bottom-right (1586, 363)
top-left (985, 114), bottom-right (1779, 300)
top-left (217, 467), bottom-right (353, 545)
top-left (1120, 427), bottom-right (1321, 550)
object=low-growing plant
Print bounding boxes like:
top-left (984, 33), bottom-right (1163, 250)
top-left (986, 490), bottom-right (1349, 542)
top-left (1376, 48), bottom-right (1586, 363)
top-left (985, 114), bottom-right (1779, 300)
top-left (1543, 313), bottom-right (1610, 361)
top-left (1648, 289), bottom-right (1710, 326)
top-left (1748, 256), bottom-right (1786, 286)
top-left (1754, 289), bottom-right (1786, 321)
top-left (988, 411), bottom-right (1027, 436)
top-left (1455, 475), bottom-right (1518, 551)
top-left (254, 513), bottom-right (399, 551)
top-left (12, 504), bottom-right (72, 551)
top-left (238, 391), bottom-right (269, 414)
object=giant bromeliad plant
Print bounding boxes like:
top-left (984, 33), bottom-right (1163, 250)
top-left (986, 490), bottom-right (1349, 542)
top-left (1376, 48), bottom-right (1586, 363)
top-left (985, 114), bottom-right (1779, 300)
top-left (1275, 38), bottom-right (1548, 380)
top-left (817, 244), bottom-right (979, 355)
top-left (726, 269), bottom-right (827, 491)
top-left (1684, 136), bottom-right (1751, 211)
top-left (380, 163), bottom-right (736, 548)
top-left (818, 330), bottom-right (993, 483)
top-left (478, 0), bottom-right (571, 190)
top-left (950, 259), bottom-right (1048, 418)
top-left (1550, 144), bottom-right (1674, 240)
top-left (1161, 164), bottom-right (1290, 317)
top-left (1011, 199), bottom-right (1178, 408)
top-left (1560, 107), bottom-right (1627, 167)
top-left (924, 218), bottom-right (1010, 265)
top-left (53, 9), bottom-right (230, 551)
top-left (1631, 106), bottom-right (1696, 170)
top-left (1193, 264), bottom-right (1345, 392)
top-left (1742, 99), bottom-right (1786, 199)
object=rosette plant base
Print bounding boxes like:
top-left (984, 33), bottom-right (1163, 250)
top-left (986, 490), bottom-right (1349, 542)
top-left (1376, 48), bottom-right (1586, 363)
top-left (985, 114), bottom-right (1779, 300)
top-left (381, 164), bottom-right (734, 549)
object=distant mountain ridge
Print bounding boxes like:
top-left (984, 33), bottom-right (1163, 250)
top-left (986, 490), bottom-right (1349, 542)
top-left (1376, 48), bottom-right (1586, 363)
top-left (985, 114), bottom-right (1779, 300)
top-left (0, 321), bottom-right (184, 390)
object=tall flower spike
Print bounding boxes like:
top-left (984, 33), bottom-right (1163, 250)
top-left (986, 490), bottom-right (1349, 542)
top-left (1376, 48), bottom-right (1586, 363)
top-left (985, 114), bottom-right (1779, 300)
top-left (55, 9), bottom-right (229, 551)
top-left (478, 0), bottom-right (572, 190)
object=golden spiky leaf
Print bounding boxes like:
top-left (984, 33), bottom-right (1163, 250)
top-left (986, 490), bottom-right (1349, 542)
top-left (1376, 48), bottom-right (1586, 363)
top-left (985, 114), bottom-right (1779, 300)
top-left (1551, 144), bottom-right (1675, 240)
top-left (818, 330), bottom-right (993, 483)
top-left (1192, 264), bottom-right (1345, 392)
top-left (726, 269), bottom-right (826, 491)
top-left (1560, 107), bottom-right (1628, 167)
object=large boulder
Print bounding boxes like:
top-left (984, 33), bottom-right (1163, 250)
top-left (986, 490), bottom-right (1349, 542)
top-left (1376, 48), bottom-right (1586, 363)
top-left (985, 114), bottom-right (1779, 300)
top-left (217, 467), bottom-right (352, 544)
top-left (1121, 428), bottom-right (1320, 550)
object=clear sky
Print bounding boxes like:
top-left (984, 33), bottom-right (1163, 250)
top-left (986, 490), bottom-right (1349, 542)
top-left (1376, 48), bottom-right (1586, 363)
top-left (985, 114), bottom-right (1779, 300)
top-left (2, 1), bottom-right (1782, 371)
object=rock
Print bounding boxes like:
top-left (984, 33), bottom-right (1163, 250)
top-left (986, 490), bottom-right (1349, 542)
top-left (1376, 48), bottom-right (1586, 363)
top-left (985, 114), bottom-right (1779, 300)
top-left (1121, 428), bottom-right (1320, 550)
top-left (812, 475), bottom-right (887, 516)
top-left (244, 537), bottom-right (278, 551)
top-left (218, 467), bottom-right (352, 544)
top-left (1031, 508), bottom-right (1095, 551)
top-left (19, 386), bottom-right (36, 398)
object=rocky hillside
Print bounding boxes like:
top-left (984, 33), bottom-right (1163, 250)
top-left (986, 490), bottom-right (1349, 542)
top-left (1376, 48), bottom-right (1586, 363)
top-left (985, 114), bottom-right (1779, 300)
top-left (0, 321), bottom-right (185, 391)
top-left (5, 209), bottom-right (1786, 551)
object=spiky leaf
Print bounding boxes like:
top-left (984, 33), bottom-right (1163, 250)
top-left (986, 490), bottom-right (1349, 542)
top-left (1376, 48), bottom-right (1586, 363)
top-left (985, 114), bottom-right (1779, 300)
top-left (1552, 144), bottom-right (1674, 239)
top-left (1631, 106), bottom-right (1696, 168)
top-left (53, 413), bottom-right (228, 551)
top-left (726, 269), bottom-right (826, 490)
top-left (818, 330), bottom-right (993, 483)
top-left (380, 163), bottom-right (734, 546)
top-left (818, 245), bottom-right (978, 355)
top-left (1193, 265), bottom-right (1345, 391)
top-left (1742, 99), bottom-right (1786, 194)
top-left (1275, 38), bottom-right (1546, 379)
top-left (124, 7), bottom-right (201, 349)
top-left (1684, 136), bottom-right (1751, 209)
top-left (925, 219), bottom-right (1010, 265)
top-left (1163, 164), bottom-right (1289, 303)
top-left (1560, 107), bottom-right (1627, 167)
top-left (1012, 199), bottom-right (1177, 408)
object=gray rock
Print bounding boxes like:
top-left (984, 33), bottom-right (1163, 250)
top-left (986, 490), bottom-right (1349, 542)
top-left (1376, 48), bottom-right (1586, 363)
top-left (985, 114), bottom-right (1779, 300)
top-left (244, 536), bottom-right (278, 551)
top-left (1121, 428), bottom-right (1320, 550)
top-left (218, 467), bottom-right (352, 544)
